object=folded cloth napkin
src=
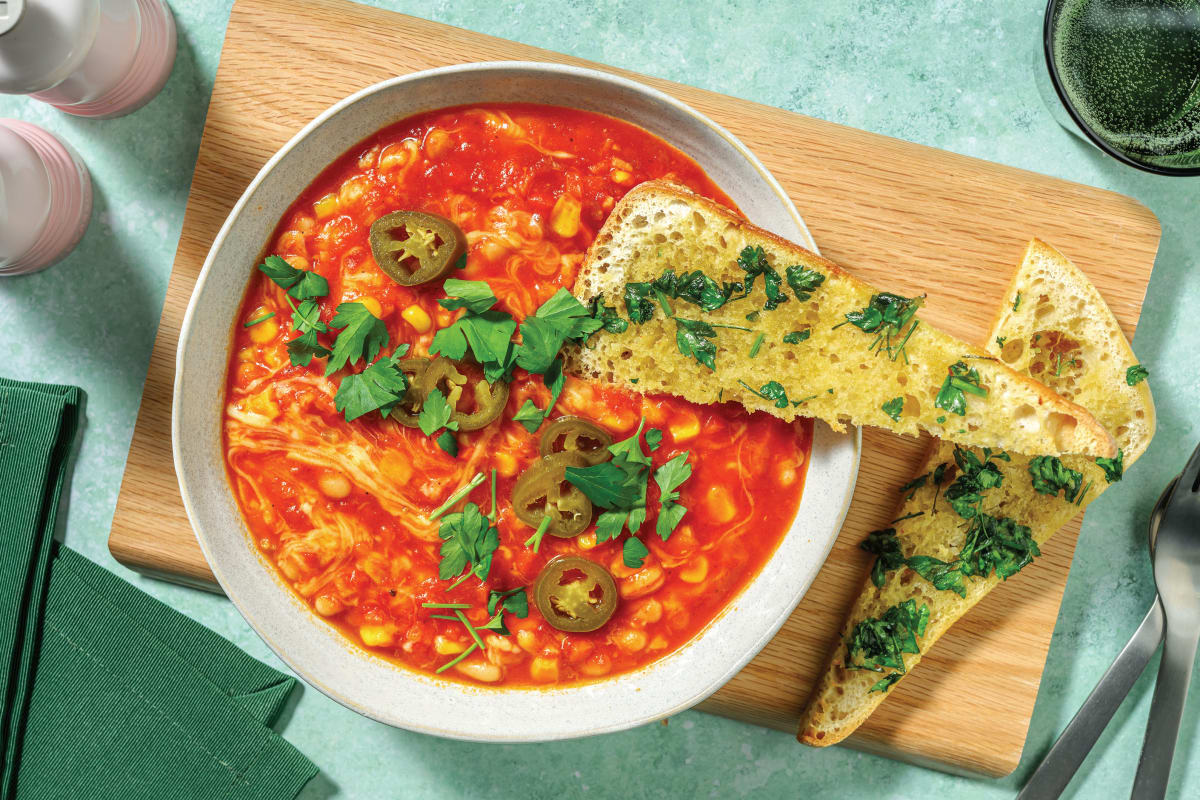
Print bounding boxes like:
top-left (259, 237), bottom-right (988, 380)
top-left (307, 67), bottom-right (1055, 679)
top-left (0, 377), bottom-right (317, 800)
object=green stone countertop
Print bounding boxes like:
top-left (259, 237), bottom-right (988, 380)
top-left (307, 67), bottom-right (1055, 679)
top-left (2, 1), bottom-right (1197, 797)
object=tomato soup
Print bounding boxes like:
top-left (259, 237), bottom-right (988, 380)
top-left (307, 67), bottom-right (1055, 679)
top-left (223, 104), bottom-right (812, 687)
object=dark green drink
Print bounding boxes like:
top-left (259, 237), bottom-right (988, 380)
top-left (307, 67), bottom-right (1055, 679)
top-left (1045, 0), bottom-right (1200, 174)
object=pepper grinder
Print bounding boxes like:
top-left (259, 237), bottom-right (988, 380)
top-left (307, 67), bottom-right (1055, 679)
top-left (0, 119), bottom-right (91, 276)
top-left (0, 0), bottom-right (177, 118)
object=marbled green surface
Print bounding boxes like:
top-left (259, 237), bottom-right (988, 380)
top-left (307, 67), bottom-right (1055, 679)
top-left (2, 1), bottom-right (1198, 797)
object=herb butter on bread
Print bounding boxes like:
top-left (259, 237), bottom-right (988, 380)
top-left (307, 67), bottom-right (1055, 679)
top-left (571, 181), bottom-right (1116, 458)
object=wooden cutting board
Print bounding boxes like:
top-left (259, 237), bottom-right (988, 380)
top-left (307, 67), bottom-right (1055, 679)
top-left (108, 0), bottom-right (1161, 777)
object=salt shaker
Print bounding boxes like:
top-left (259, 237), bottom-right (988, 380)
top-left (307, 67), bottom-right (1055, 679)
top-left (0, 119), bottom-right (91, 276)
top-left (0, 0), bottom-right (177, 118)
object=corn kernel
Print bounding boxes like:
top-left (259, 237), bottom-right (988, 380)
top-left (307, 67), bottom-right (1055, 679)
top-left (704, 486), bottom-right (737, 524)
top-left (611, 169), bottom-right (632, 184)
top-left (669, 415), bottom-right (701, 443)
top-left (402, 304), bottom-right (432, 333)
top-left (313, 193), bottom-right (338, 219)
top-left (359, 624), bottom-right (396, 647)
top-left (530, 656), bottom-right (560, 683)
top-left (358, 296), bottom-right (383, 318)
top-left (248, 317), bottom-right (278, 344)
top-left (550, 194), bottom-right (582, 238)
top-left (246, 389), bottom-right (280, 420)
top-left (435, 635), bottom-right (467, 655)
top-left (575, 531), bottom-right (598, 551)
top-left (493, 451), bottom-right (518, 478)
top-left (679, 555), bottom-right (709, 584)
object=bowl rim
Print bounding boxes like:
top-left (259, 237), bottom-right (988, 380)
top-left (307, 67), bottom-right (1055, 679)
top-left (173, 60), bottom-right (861, 740)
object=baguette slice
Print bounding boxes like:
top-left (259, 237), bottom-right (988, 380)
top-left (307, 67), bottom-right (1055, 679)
top-left (797, 238), bottom-right (1154, 746)
top-left (572, 181), bottom-right (1115, 458)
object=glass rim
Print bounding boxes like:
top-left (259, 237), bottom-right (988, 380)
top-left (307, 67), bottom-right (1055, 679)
top-left (1043, 0), bottom-right (1200, 177)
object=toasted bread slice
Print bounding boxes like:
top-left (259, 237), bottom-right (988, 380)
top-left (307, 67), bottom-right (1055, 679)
top-left (797, 239), bottom-right (1154, 747)
top-left (572, 181), bottom-right (1115, 458)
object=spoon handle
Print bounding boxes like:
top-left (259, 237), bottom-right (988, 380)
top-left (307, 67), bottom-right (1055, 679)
top-left (1018, 600), bottom-right (1164, 800)
top-left (1131, 617), bottom-right (1200, 799)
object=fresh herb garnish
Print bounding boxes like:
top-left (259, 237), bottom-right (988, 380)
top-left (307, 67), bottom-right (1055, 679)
top-left (748, 333), bottom-right (766, 358)
top-left (1096, 450), bottom-right (1124, 483)
top-left (512, 358), bottom-right (566, 433)
top-left (437, 279), bottom-right (498, 314)
top-left (1028, 455), bottom-right (1084, 501)
top-left (326, 302), bottom-right (389, 375)
top-left (674, 317), bottom-right (718, 370)
top-left (892, 511), bottom-right (924, 524)
top-left (653, 453), bottom-right (693, 540)
top-left (737, 246), bottom-right (790, 310)
top-left (860, 528), bottom-right (904, 588)
top-left (846, 599), bottom-right (929, 675)
top-left (429, 472), bottom-right (486, 521)
top-left (1126, 364), bottom-right (1149, 385)
top-left (871, 673), bottom-right (903, 693)
top-left (244, 312), bottom-right (276, 327)
top-left (430, 280), bottom-right (518, 383)
top-left (516, 289), bottom-right (604, 374)
top-left (487, 587), bottom-right (529, 617)
top-left (624, 282), bottom-right (657, 323)
top-left (333, 344), bottom-right (411, 421)
top-left (995, 336), bottom-right (1007, 349)
top-left (487, 469), bottom-right (499, 525)
top-left (587, 294), bottom-right (629, 334)
top-left (934, 360), bottom-right (987, 417)
top-left (782, 329), bottom-right (810, 344)
top-left (881, 396), bottom-right (904, 422)
top-left (418, 387), bottom-right (458, 437)
top-left (645, 428), bottom-right (664, 451)
top-left (1013, 292), bottom-right (1022, 312)
top-left (957, 513), bottom-right (1039, 580)
top-left (623, 537), bottom-right (650, 568)
top-left (785, 264), bottom-right (826, 302)
top-left (258, 255), bottom-right (330, 300)
top-left (898, 473), bottom-right (929, 501)
top-left (837, 292), bottom-right (924, 363)
top-left (905, 555), bottom-right (966, 597)
top-left (523, 515), bottom-right (553, 552)
top-left (944, 447), bottom-right (1008, 518)
top-left (437, 502), bottom-right (499, 588)
top-left (737, 380), bottom-right (793, 409)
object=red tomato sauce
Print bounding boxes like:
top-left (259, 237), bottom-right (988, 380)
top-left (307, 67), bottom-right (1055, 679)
top-left (223, 104), bottom-right (812, 687)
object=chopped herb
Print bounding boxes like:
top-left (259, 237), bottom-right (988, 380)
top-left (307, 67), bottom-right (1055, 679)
top-left (523, 515), bottom-right (553, 552)
top-left (881, 396), bottom-right (904, 421)
top-left (905, 555), bottom-right (966, 597)
top-left (958, 513), bottom-right (1039, 580)
top-left (510, 358), bottom-right (567, 433)
top-left (645, 428), bottom-right (664, 451)
top-left (892, 511), bottom-right (924, 524)
top-left (429, 471), bottom-right (486, 520)
top-left (737, 246), bottom-right (790, 310)
top-left (512, 400), bottom-right (546, 434)
top-left (860, 528), bottom-right (904, 588)
top-left (333, 344), bottom-right (411, 422)
top-left (624, 282), bottom-right (657, 323)
top-left (418, 388), bottom-right (459, 437)
top-left (437, 503), bottom-right (499, 587)
top-left (436, 430), bottom-right (459, 456)
top-left (738, 380), bottom-right (792, 409)
top-left (785, 264), bottom-right (826, 302)
top-left (565, 420), bottom-right (651, 539)
top-left (516, 289), bottom-right (604, 373)
top-left (630, 378), bottom-right (639, 385)
top-left (936, 415), bottom-right (947, 424)
top-left (1126, 364), bottom-right (1149, 385)
top-left (931, 462), bottom-right (948, 513)
top-left (837, 292), bottom-right (924, 363)
top-left (653, 453), bottom-right (693, 540)
top-left (846, 599), bottom-right (929, 675)
top-left (870, 673), bottom-right (903, 693)
top-left (748, 333), bottom-right (766, 358)
top-left (944, 446), bottom-right (1008, 519)
top-left (430, 280), bottom-right (518, 382)
top-left (488, 469), bottom-right (498, 524)
top-left (437, 279), bottom-right (498, 314)
top-left (745, 311), bottom-right (761, 323)
top-left (1028, 455), bottom-right (1084, 502)
top-left (1075, 479), bottom-right (1094, 506)
top-left (623, 537), bottom-right (650, 568)
top-left (1013, 292), bottom-right (1022, 312)
top-left (995, 336), bottom-right (1007, 349)
top-left (421, 602), bottom-right (471, 609)
top-left (244, 311), bottom-right (276, 327)
top-left (1096, 450), bottom-right (1124, 483)
top-left (934, 360), bottom-right (987, 417)
top-left (782, 329), bottom-right (810, 344)
top-left (587, 294), bottom-right (629, 334)
top-left (487, 587), bottom-right (529, 618)
top-left (672, 269), bottom-right (731, 312)
top-left (897, 473), bottom-right (929, 501)
top-left (326, 302), bottom-right (389, 375)
top-left (258, 255), bottom-right (330, 300)
top-left (674, 317), bottom-right (718, 370)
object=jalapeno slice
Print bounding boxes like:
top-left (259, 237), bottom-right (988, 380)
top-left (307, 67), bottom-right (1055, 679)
top-left (369, 210), bottom-right (467, 286)
top-left (416, 356), bottom-right (509, 431)
top-left (538, 416), bottom-right (613, 466)
top-left (512, 452), bottom-right (592, 538)
top-left (533, 555), bottom-right (619, 633)
top-left (390, 357), bottom-right (431, 429)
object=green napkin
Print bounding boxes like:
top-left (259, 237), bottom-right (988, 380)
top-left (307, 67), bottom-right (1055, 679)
top-left (0, 377), bottom-right (317, 800)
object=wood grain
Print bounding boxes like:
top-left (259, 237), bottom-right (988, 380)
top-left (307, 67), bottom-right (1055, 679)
top-left (107, 0), bottom-right (1161, 777)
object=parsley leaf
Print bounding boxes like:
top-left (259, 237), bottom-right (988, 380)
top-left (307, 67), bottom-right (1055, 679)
top-left (418, 388), bottom-right (459, 437)
top-left (516, 291), bottom-right (602, 374)
top-left (1028, 455), bottom-right (1084, 501)
top-left (624, 282), bottom-right (657, 323)
top-left (944, 446), bottom-right (1008, 519)
top-left (436, 430), bottom-right (459, 457)
top-left (334, 345), bottom-right (411, 421)
top-left (510, 358), bottom-right (565, 433)
top-left (870, 673), bottom-right (903, 693)
top-left (1126, 364), bottom-right (1149, 385)
top-left (429, 324), bottom-right (468, 360)
top-left (438, 279), bottom-right (498, 314)
top-left (847, 599), bottom-right (929, 675)
top-left (959, 514), bottom-right (1039, 580)
top-left (738, 380), bottom-right (793, 409)
top-left (882, 396), bottom-right (904, 421)
top-left (860, 528), bottom-right (904, 588)
top-left (898, 473), bottom-right (929, 501)
top-left (1097, 450), bottom-right (1125, 483)
top-left (934, 360), bottom-right (987, 416)
top-left (839, 292), bottom-right (924, 363)
top-left (653, 453), bottom-right (692, 540)
top-left (737, 246), bottom-right (789, 310)
top-left (564, 461), bottom-right (642, 510)
top-left (1013, 292), bottom-right (1022, 312)
top-left (783, 329), bottom-right (810, 344)
top-left (748, 333), bottom-right (766, 358)
top-left (487, 587), bottom-right (529, 618)
top-left (287, 329), bottom-right (331, 367)
top-left (326, 302), bottom-right (389, 375)
top-left (258, 255), bottom-right (329, 300)
top-left (645, 428), bottom-right (664, 451)
top-left (529, 288), bottom-right (604, 342)
top-left (623, 537), bottom-right (650, 568)
top-left (785, 264), bottom-right (825, 301)
top-left (905, 555), bottom-right (966, 597)
top-left (674, 317), bottom-right (717, 370)
top-left (587, 294), bottom-right (629, 334)
top-left (673, 270), bottom-right (731, 312)
top-left (437, 503), bottom-right (499, 585)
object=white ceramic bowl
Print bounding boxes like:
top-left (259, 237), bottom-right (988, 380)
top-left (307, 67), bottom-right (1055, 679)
top-left (174, 62), bottom-right (860, 741)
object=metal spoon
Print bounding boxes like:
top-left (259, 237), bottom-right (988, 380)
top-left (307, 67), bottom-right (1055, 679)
top-left (1018, 480), bottom-right (1173, 800)
top-left (1132, 442), bottom-right (1200, 799)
